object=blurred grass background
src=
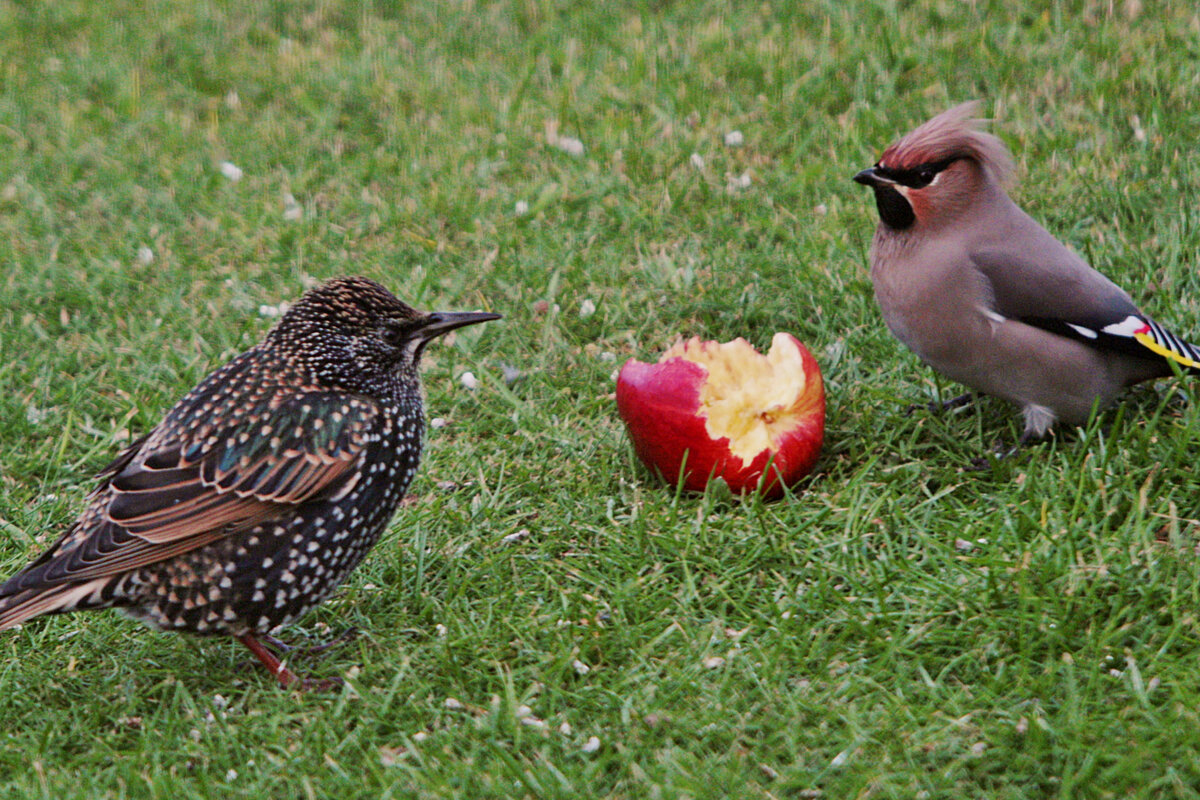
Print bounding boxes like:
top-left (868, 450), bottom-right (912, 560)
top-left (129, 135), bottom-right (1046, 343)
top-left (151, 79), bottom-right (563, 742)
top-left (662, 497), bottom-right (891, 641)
top-left (2, 1), bottom-right (1200, 797)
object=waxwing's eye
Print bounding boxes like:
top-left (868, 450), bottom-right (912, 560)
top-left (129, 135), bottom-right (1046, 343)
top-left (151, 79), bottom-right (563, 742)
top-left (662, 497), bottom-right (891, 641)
top-left (918, 168), bottom-right (935, 184)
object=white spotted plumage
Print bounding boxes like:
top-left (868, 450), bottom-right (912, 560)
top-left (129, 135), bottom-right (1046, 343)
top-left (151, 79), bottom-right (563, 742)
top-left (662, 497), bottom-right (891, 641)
top-left (0, 277), bottom-right (499, 687)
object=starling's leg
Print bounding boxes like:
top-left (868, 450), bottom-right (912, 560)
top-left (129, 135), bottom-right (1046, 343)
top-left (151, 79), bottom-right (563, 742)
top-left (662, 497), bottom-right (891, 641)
top-left (237, 632), bottom-right (343, 691)
top-left (906, 392), bottom-right (975, 417)
top-left (260, 627), bottom-right (360, 658)
top-left (239, 632), bottom-right (302, 687)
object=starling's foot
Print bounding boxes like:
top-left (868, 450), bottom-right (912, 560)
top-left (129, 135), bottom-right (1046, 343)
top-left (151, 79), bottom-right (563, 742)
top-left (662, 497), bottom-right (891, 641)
top-left (238, 632), bottom-right (344, 691)
top-left (293, 675), bottom-right (345, 692)
top-left (906, 392), bottom-right (976, 417)
top-left (260, 626), bottom-right (360, 659)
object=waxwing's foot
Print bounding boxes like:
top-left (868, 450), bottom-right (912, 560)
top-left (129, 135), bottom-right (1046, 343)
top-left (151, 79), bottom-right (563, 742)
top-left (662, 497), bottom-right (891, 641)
top-left (968, 429), bottom-right (1046, 471)
top-left (906, 392), bottom-right (976, 417)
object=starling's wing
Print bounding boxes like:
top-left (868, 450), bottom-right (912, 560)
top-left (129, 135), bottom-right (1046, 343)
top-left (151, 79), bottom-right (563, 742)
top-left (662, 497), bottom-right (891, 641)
top-left (972, 246), bottom-right (1200, 371)
top-left (105, 392), bottom-right (379, 544)
top-left (94, 431), bottom-right (153, 484)
top-left (0, 392), bottom-right (379, 596)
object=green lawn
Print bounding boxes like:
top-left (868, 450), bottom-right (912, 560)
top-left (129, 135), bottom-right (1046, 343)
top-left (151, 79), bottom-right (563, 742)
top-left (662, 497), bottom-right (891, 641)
top-left (3, 1), bottom-right (1200, 797)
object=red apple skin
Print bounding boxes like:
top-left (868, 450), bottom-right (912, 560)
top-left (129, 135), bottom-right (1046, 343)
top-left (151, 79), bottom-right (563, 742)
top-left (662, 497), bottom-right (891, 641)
top-left (616, 336), bottom-right (824, 499)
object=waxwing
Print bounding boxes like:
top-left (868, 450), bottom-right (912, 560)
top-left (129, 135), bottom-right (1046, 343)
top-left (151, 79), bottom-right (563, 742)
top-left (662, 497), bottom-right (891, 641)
top-left (854, 101), bottom-right (1200, 442)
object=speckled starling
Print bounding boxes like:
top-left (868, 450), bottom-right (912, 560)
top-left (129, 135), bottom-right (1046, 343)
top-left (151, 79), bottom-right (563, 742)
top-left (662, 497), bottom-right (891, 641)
top-left (0, 276), bottom-right (500, 688)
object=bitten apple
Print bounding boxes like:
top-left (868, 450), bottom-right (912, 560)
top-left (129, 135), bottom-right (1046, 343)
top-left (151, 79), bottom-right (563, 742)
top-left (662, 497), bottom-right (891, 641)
top-left (616, 334), bottom-right (824, 499)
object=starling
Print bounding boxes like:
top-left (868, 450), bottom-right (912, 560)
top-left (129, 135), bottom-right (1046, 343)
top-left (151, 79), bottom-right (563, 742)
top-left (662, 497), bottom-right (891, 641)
top-left (0, 276), bottom-right (500, 688)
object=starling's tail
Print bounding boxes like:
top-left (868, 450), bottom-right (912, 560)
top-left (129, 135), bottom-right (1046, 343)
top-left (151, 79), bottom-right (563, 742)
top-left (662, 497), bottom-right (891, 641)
top-left (0, 579), bottom-right (107, 630)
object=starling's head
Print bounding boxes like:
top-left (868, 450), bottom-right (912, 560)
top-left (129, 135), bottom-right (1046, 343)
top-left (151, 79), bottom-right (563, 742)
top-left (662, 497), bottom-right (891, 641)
top-left (853, 101), bottom-right (1014, 232)
top-left (268, 276), bottom-right (501, 394)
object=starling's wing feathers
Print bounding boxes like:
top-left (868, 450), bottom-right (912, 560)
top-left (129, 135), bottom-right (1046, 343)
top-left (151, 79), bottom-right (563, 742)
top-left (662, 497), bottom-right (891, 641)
top-left (0, 392), bottom-right (379, 608)
top-left (8, 519), bottom-right (232, 589)
top-left (0, 579), bottom-right (111, 629)
top-left (94, 432), bottom-right (153, 484)
top-left (971, 246), bottom-right (1200, 371)
top-left (106, 392), bottom-right (378, 544)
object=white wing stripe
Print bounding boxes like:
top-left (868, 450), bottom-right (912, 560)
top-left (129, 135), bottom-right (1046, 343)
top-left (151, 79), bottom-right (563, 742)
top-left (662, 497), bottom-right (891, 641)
top-left (1067, 323), bottom-right (1097, 339)
top-left (1101, 315), bottom-right (1146, 337)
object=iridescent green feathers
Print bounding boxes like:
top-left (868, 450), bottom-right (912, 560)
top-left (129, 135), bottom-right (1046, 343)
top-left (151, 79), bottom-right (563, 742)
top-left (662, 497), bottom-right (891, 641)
top-left (0, 365), bottom-right (380, 617)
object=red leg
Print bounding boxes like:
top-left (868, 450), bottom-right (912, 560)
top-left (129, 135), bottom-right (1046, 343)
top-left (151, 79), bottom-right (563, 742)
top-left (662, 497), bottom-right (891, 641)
top-left (238, 632), bottom-right (302, 687)
top-left (237, 632), bottom-right (344, 691)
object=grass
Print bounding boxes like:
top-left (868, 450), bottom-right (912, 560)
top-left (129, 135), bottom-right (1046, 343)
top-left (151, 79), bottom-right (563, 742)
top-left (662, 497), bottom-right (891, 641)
top-left (2, 0), bottom-right (1200, 797)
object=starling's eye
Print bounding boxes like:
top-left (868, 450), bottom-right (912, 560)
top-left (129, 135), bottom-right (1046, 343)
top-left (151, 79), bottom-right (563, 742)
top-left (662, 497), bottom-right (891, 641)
top-left (382, 321), bottom-right (419, 347)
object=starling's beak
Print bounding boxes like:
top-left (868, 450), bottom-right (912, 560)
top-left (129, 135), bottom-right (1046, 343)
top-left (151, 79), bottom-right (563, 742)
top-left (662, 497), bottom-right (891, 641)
top-left (853, 167), bottom-right (894, 188)
top-left (416, 310), bottom-right (502, 341)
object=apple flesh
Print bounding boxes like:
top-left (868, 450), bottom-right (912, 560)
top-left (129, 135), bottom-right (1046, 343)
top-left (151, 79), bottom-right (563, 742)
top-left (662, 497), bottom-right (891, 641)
top-left (616, 333), bottom-right (824, 499)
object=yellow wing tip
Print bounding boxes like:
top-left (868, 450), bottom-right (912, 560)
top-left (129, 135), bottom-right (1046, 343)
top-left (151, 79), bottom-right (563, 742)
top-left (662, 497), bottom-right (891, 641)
top-left (1133, 332), bottom-right (1200, 369)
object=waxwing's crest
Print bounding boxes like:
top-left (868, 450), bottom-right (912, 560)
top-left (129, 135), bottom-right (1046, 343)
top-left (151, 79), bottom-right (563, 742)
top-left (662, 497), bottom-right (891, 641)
top-left (879, 101), bottom-right (1014, 185)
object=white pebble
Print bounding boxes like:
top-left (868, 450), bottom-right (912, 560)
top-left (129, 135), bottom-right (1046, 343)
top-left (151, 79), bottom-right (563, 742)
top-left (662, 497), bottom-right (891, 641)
top-left (501, 364), bottom-right (522, 385)
top-left (444, 697), bottom-right (464, 710)
top-left (218, 161), bottom-right (243, 181)
top-left (435, 623), bottom-right (447, 637)
top-left (460, 372), bottom-right (479, 390)
top-left (582, 736), bottom-right (601, 753)
top-left (412, 731), bottom-right (429, 742)
top-left (954, 539), bottom-right (973, 553)
top-left (702, 656), bottom-right (725, 669)
top-left (1131, 114), bottom-right (1146, 143)
top-left (555, 136), bottom-right (585, 156)
top-left (579, 299), bottom-right (596, 318)
top-left (814, 203), bottom-right (828, 216)
top-left (572, 659), bottom-right (590, 676)
top-left (430, 417), bottom-right (448, 429)
top-left (689, 152), bottom-right (705, 170)
top-left (559, 721), bottom-right (572, 735)
top-left (501, 529), bottom-right (531, 544)
top-left (728, 171), bottom-right (751, 190)
top-left (514, 200), bottom-right (530, 215)
top-left (724, 130), bottom-right (744, 147)
top-left (225, 769), bottom-right (238, 781)
top-left (283, 193), bottom-right (302, 221)
top-left (137, 246), bottom-right (155, 265)
top-left (258, 304), bottom-right (281, 317)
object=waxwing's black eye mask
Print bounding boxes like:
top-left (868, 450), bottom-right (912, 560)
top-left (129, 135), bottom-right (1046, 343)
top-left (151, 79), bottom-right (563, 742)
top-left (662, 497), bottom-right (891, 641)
top-left (874, 156), bottom-right (960, 189)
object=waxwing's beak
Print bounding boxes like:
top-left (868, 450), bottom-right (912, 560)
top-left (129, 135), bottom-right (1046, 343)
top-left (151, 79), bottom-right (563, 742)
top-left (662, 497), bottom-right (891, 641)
top-left (853, 167), bottom-right (895, 188)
